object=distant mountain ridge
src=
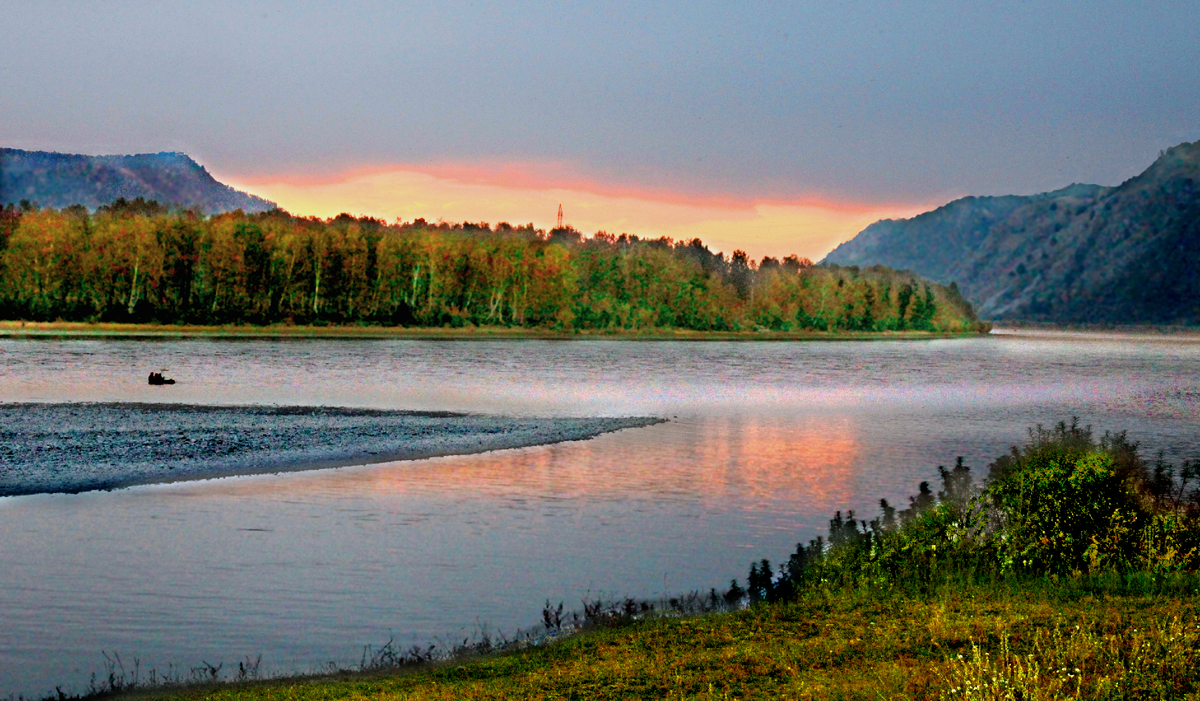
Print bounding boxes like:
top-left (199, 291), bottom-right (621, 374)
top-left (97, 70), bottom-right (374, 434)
top-left (0, 148), bottom-right (276, 214)
top-left (823, 141), bottom-right (1200, 324)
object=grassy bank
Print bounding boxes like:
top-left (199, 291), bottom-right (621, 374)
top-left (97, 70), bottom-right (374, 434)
top-left (0, 319), bottom-right (988, 341)
top-left (66, 420), bottom-right (1200, 701)
top-left (84, 578), bottom-right (1200, 701)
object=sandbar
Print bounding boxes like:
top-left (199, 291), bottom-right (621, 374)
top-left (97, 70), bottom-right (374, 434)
top-left (0, 403), bottom-right (664, 497)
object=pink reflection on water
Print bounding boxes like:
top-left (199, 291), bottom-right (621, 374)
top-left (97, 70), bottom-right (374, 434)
top-left (187, 414), bottom-right (862, 518)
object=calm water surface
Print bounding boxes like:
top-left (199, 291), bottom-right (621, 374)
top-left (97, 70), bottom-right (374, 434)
top-left (2, 332), bottom-right (1199, 696)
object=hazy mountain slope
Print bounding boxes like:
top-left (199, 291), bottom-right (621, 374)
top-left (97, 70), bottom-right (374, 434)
top-left (0, 148), bottom-right (276, 214)
top-left (824, 194), bottom-right (1039, 284)
top-left (824, 184), bottom-right (1105, 286)
top-left (822, 141), bottom-right (1200, 324)
top-left (964, 144), bottom-right (1200, 322)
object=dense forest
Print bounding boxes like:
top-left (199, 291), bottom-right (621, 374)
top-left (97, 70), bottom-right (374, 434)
top-left (0, 200), bottom-right (984, 333)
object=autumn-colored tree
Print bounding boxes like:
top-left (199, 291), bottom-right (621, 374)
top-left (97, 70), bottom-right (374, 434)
top-left (0, 208), bottom-right (984, 332)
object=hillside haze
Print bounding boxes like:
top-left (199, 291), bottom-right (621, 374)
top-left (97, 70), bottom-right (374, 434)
top-left (0, 148), bottom-right (275, 214)
top-left (824, 141), bottom-right (1200, 324)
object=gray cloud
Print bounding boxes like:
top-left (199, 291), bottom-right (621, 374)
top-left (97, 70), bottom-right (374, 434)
top-left (3, 0), bottom-right (1198, 203)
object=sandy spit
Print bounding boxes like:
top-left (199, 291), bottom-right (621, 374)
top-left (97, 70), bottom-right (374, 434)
top-left (0, 403), bottom-right (664, 497)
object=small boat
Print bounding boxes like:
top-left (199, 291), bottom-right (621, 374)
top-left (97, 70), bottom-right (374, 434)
top-left (148, 372), bottom-right (176, 385)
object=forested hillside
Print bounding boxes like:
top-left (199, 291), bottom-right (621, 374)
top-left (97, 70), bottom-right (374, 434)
top-left (824, 183), bottom-right (1106, 286)
top-left (0, 203), bottom-right (983, 333)
top-left (0, 148), bottom-right (275, 214)
top-left (823, 140), bottom-right (1200, 324)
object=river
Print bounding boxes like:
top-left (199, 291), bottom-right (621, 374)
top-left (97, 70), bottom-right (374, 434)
top-left (1, 330), bottom-right (1198, 697)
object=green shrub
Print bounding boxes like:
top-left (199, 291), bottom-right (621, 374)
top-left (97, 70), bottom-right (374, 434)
top-left (990, 449), bottom-right (1142, 574)
top-left (753, 420), bottom-right (1200, 601)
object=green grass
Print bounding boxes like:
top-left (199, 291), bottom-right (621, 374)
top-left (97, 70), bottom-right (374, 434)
top-left (98, 579), bottom-right (1200, 701)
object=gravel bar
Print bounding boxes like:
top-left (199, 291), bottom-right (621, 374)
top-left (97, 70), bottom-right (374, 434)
top-left (0, 403), bottom-right (664, 497)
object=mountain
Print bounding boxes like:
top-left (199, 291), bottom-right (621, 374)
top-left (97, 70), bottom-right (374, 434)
top-left (0, 148), bottom-right (276, 214)
top-left (823, 141), bottom-right (1200, 324)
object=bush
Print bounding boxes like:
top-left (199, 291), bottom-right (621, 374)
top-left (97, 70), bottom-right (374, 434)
top-left (987, 422), bottom-right (1150, 575)
top-left (752, 420), bottom-right (1200, 600)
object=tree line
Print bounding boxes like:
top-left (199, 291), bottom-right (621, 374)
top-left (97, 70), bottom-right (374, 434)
top-left (0, 199), bottom-right (985, 332)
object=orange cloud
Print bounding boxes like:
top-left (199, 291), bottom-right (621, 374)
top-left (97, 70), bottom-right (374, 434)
top-left (220, 164), bottom-right (930, 262)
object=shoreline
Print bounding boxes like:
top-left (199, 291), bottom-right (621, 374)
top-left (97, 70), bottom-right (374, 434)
top-left (0, 319), bottom-right (987, 341)
top-left (990, 322), bottom-right (1200, 341)
top-left (0, 404), bottom-right (666, 498)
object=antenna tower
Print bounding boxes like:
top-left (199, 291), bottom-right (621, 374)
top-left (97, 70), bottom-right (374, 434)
top-left (556, 204), bottom-right (563, 228)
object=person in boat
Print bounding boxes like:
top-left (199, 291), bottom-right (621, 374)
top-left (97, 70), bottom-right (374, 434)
top-left (148, 371), bottom-right (176, 385)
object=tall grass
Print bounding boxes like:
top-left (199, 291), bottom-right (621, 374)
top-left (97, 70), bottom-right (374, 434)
top-left (741, 418), bottom-right (1200, 697)
top-left (942, 615), bottom-right (1200, 700)
top-left (750, 419), bottom-right (1200, 603)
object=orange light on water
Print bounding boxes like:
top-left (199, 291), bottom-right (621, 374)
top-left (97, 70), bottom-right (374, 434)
top-left (191, 416), bottom-right (863, 516)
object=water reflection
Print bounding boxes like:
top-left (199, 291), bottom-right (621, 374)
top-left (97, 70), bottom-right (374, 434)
top-left (2, 334), bottom-right (1200, 699)
top-left (190, 415), bottom-right (862, 515)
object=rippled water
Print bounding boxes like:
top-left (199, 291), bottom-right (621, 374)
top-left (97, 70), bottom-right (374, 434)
top-left (1, 331), bottom-right (1199, 697)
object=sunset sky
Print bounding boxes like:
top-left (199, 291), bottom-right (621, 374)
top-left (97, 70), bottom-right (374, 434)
top-left (3, 0), bottom-right (1198, 260)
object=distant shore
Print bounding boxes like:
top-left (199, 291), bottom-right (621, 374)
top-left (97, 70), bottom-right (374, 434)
top-left (990, 320), bottom-right (1200, 336)
top-left (0, 320), bottom-right (988, 341)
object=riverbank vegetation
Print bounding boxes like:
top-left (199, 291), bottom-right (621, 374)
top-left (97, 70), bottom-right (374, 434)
top-left (65, 583), bottom-right (1200, 700)
top-left (0, 201), bottom-right (985, 333)
top-left (0, 319), bottom-right (981, 340)
top-left (50, 421), bottom-right (1200, 700)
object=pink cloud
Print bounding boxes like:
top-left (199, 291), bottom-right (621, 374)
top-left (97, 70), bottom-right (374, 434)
top-left (219, 162), bottom-right (936, 261)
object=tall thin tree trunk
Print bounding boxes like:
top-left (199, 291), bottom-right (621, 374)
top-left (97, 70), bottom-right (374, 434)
top-left (409, 264), bottom-right (423, 308)
top-left (312, 264), bottom-right (321, 314)
top-left (126, 259), bottom-right (140, 315)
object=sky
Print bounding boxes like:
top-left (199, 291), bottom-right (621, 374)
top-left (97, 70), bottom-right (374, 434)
top-left (3, 0), bottom-right (1198, 260)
